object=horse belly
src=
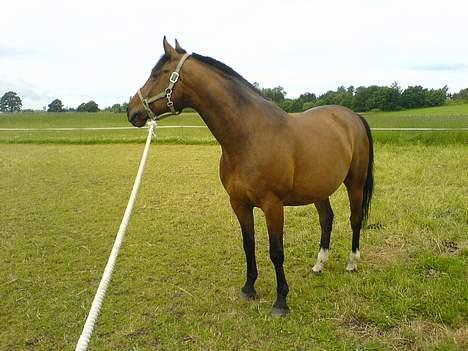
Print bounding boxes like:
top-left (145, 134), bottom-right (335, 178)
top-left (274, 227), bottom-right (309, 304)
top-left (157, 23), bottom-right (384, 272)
top-left (284, 165), bottom-right (347, 205)
top-left (284, 134), bottom-right (353, 205)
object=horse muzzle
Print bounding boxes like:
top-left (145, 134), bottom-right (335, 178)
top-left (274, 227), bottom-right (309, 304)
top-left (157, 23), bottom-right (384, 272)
top-left (128, 111), bottom-right (147, 128)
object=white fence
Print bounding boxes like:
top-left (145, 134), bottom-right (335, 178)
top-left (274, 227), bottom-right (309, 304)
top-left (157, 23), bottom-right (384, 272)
top-left (0, 126), bottom-right (467, 132)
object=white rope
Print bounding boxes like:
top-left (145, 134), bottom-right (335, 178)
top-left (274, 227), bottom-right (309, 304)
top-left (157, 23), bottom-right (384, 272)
top-left (75, 120), bottom-right (157, 351)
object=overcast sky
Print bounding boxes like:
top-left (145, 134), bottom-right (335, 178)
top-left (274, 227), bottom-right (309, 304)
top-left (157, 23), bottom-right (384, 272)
top-left (1, 0), bottom-right (467, 109)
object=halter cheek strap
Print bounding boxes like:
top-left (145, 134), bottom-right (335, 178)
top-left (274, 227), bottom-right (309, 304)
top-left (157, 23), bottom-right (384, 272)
top-left (137, 53), bottom-right (191, 121)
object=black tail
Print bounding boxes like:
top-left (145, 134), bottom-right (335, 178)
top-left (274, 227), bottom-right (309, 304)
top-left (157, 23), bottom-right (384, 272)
top-left (357, 115), bottom-right (374, 228)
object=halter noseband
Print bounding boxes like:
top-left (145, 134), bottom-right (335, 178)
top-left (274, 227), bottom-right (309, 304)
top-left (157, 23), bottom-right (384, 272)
top-left (137, 52), bottom-right (191, 121)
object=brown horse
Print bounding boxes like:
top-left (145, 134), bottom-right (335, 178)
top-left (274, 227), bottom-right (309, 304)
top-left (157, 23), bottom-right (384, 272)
top-left (127, 38), bottom-right (374, 316)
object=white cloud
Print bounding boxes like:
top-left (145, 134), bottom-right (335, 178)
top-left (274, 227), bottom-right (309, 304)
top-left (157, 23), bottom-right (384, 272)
top-left (1, 0), bottom-right (467, 108)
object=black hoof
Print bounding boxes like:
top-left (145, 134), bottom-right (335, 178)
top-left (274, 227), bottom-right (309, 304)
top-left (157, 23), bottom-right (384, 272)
top-left (240, 290), bottom-right (256, 300)
top-left (311, 269), bottom-right (322, 276)
top-left (271, 306), bottom-right (289, 317)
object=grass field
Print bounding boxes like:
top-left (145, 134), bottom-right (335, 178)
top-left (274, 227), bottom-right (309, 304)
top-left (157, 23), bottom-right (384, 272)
top-left (0, 112), bottom-right (212, 145)
top-left (1, 141), bottom-right (467, 350)
top-left (0, 105), bottom-right (467, 350)
top-left (0, 103), bottom-right (467, 145)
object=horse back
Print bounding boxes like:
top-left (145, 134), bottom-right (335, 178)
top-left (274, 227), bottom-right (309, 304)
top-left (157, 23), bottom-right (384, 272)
top-left (292, 105), bottom-right (367, 157)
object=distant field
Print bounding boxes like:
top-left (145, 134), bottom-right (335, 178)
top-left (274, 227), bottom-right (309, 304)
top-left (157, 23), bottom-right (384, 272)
top-left (0, 104), bottom-right (467, 144)
top-left (362, 104), bottom-right (468, 129)
top-left (0, 112), bottom-right (212, 144)
top-left (364, 103), bottom-right (468, 118)
top-left (1, 143), bottom-right (466, 350)
top-left (0, 112), bottom-right (204, 128)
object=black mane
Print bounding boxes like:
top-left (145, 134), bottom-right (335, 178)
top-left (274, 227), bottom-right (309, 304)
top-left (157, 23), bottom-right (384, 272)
top-left (151, 55), bottom-right (169, 76)
top-left (191, 53), bottom-right (264, 98)
top-left (150, 52), bottom-right (264, 98)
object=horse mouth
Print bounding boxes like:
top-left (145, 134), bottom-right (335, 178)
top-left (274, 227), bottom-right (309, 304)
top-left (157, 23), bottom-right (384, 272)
top-left (132, 120), bottom-right (147, 128)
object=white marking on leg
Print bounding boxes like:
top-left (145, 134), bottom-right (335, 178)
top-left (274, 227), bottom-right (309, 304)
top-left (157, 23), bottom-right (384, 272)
top-left (346, 250), bottom-right (360, 272)
top-left (312, 248), bottom-right (329, 273)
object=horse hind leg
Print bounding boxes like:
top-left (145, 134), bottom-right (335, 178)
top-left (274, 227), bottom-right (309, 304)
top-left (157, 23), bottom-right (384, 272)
top-left (312, 199), bottom-right (334, 274)
top-left (344, 180), bottom-right (364, 272)
top-left (344, 113), bottom-right (374, 272)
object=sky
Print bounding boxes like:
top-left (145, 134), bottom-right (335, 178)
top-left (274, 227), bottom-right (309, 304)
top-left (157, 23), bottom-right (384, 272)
top-left (1, 0), bottom-right (467, 110)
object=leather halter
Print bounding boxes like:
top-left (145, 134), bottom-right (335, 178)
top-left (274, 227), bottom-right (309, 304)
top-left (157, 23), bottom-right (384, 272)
top-left (137, 53), bottom-right (191, 120)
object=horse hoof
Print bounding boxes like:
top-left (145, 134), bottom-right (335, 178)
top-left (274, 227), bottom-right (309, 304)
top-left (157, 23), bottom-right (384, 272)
top-left (271, 307), bottom-right (289, 317)
top-left (346, 266), bottom-right (358, 272)
top-left (311, 269), bottom-right (322, 275)
top-left (240, 290), bottom-right (256, 300)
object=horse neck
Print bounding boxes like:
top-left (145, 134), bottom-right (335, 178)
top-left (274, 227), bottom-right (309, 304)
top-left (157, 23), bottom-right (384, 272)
top-left (181, 61), bottom-right (286, 151)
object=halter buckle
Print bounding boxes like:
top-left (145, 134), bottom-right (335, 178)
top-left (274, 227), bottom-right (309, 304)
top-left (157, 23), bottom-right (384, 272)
top-left (169, 72), bottom-right (179, 83)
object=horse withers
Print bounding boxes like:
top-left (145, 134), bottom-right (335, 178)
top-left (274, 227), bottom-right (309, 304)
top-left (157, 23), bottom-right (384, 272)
top-left (127, 38), bottom-right (374, 316)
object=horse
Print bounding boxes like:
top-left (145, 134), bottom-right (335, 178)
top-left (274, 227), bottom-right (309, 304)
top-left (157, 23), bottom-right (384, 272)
top-left (127, 37), bottom-right (374, 316)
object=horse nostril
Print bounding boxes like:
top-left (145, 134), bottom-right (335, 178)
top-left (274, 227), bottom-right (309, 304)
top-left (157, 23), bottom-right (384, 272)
top-left (130, 112), bottom-right (140, 124)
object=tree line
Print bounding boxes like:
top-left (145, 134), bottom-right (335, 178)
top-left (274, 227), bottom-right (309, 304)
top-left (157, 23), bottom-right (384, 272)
top-left (2, 86), bottom-right (468, 114)
top-left (46, 99), bottom-right (130, 113)
top-left (0, 92), bottom-right (129, 113)
top-left (256, 83), bottom-right (468, 113)
top-left (43, 99), bottom-right (129, 113)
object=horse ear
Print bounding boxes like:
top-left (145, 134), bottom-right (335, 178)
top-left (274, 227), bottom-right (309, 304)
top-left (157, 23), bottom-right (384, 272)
top-left (175, 39), bottom-right (186, 54)
top-left (163, 36), bottom-right (176, 57)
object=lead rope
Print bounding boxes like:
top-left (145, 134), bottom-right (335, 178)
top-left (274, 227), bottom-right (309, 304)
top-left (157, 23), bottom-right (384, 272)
top-left (75, 120), bottom-right (157, 351)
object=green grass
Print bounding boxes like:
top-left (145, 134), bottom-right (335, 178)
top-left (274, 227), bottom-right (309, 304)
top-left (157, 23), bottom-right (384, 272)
top-left (359, 105), bottom-right (468, 145)
top-left (359, 105), bottom-right (468, 144)
top-left (0, 104), bottom-right (467, 145)
top-left (0, 112), bottom-right (213, 145)
top-left (364, 103), bottom-right (468, 118)
top-left (0, 112), bottom-right (205, 128)
top-left (1, 143), bottom-right (467, 350)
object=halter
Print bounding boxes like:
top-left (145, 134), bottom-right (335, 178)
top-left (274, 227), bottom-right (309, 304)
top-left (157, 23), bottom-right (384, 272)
top-left (137, 52), bottom-right (191, 121)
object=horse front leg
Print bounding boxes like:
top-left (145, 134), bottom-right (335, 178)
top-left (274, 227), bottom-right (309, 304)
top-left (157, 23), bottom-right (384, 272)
top-left (262, 197), bottom-right (289, 316)
top-left (230, 198), bottom-right (257, 299)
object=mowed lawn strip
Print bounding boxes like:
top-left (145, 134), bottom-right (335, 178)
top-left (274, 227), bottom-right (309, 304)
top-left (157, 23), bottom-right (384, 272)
top-left (0, 104), bottom-right (467, 144)
top-left (1, 143), bottom-right (466, 350)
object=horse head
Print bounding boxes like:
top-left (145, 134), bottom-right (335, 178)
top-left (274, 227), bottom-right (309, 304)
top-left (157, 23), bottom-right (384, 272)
top-left (127, 37), bottom-right (189, 127)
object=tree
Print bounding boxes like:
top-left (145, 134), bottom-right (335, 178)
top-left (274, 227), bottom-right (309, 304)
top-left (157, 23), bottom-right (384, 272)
top-left (47, 99), bottom-right (65, 112)
top-left (0, 91), bottom-right (22, 112)
top-left (315, 86), bottom-right (353, 108)
top-left (77, 100), bottom-right (99, 112)
top-left (365, 86), bottom-right (401, 111)
top-left (390, 82), bottom-right (401, 93)
top-left (122, 101), bottom-right (128, 113)
top-left (425, 86), bottom-right (448, 107)
top-left (452, 88), bottom-right (468, 102)
top-left (279, 99), bottom-right (303, 113)
top-left (261, 86), bottom-right (287, 103)
top-left (76, 103), bottom-right (86, 112)
top-left (85, 101), bottom-right (99, 112)
top-left (400, 86), bottom-right (427, 109)
top-left (111, 103), bottom-right (123, 113)
top-left (351, 86), bottom-right (370, 111)
top-left (299, 92), bottom-right (317, 103)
